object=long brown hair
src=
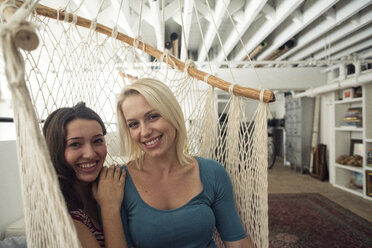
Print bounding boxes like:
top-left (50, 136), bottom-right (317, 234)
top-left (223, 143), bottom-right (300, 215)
top-left (43, 102), bottom-right (106, 211)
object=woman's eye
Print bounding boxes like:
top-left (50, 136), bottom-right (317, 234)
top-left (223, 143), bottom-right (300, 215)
top-left (128, 122), bottom-right (138, 128)
top-left (94, 138), bottom-right (104, 144)
top-left (149, 114), bottom-right (160, 120)
top-left (68, 142), bottom-right (80, 148)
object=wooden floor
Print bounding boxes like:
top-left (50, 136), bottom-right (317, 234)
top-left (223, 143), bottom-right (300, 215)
top-left (268, 158), bottom-right (372, 223)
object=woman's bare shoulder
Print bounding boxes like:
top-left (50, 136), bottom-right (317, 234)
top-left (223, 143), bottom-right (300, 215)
top-left (183, 156), bottom-right (199, 174)
top-left (126, 160), bottom-right (137, 170)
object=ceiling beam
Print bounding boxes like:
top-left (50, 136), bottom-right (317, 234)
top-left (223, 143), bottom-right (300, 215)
top-left (165, 0), bottom-right (182, 23)
top-left (277, 0), bottom-right (372, 60)
top-left (180, 0), bottom-right (195, 61)
top-left (39, 0), bottom-right (71, 10)
top-left (148, 0), bottom-right (164, 51)
top-left (331, 37), bottom-right (372, 60)
top-left (261, 3), bottom-right (275, 21)
top-left (214, 0), bottom-right (267, 62)
top-left (197, 0), bottom-right (231, 62)
top-left (110, 0), bottom-right (134, 37)
top-left (128, 1), bottom-right (153, 27)
top-left (291, 9), bottom-right (303, 24)
top-left (193, 0), bottom-right (212, 23)
top-left (313, 26), bottom-right (372, 60)
top-left (233, 0), bottom-right (303, 62)
top-left (70, 0), bottom-right (101, 18)
top-left (257, 0), bottom-right (339, 61)
top-left (172, 0), bottom-right (212, 25)
top-left (359, 48), bottom-right (372, 59)
top-left (289, 7), bottom-right (372, 60)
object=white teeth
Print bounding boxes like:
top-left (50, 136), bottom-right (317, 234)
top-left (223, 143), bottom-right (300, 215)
top-left (78, 162), bottom-right (96, 168)
top-left (145, 137), bottom-right (160, 145)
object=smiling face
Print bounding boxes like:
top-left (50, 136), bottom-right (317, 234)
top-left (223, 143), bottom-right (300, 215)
top-left (64, 118), bottom-right (107, 182)
top-left (121, 94), bottom-right (177, 160)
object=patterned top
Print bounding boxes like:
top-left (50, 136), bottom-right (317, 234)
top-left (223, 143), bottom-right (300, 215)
top-left (70, 208), bottom-right (105, 247)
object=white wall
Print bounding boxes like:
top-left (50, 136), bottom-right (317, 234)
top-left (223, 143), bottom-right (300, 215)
top-left (0, 76), bottom-right (23, 238)
top-left (320, 93), bottom-right (334, 169)
top-left (215, 67), bottom-right (327, 90)
top-left (216, 90), bottom-right (285, 121)
top-left (1, 67), bottom-right (16, 141)
top-left (0, 140), bottom-right (24, 239)
top-left (0, 99), bottom-right (16, 141)
top-left (268, 92), bottom-right (285, 119)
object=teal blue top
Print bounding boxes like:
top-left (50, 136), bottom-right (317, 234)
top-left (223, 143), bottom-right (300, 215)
top-left (120, 156), bottom-right (246, 248)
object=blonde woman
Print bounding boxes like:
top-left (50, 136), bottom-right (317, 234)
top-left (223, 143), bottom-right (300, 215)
top-left (117, 78), bottom-right (253, 248)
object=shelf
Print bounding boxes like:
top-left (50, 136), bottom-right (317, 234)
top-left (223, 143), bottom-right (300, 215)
top-left (335, 127), bottom-right (363, 132)
top-left (331, 83), bottom-right (372, 200)
top-left (334, 184), bottom-right (364, 197)
top-left (334, 97), bottom-right (363, 105)
top-left (335, 163), bottom-right (363, 173)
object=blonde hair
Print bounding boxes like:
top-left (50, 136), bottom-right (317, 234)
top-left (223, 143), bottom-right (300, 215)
top-left (117, 78), bottom-right (192, 169)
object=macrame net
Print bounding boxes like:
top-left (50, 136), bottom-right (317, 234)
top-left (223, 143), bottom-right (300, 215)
top-left (1, 0), bottom-right (273, 247)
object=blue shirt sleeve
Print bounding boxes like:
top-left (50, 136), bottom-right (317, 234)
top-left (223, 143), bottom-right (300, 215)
top-left (210, 161), bottom-right (247, 241)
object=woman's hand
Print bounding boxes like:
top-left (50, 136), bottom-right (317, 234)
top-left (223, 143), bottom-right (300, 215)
top-left (92, 165), bottom-right (128, 248)
top-left (92, 165), bottom-right (126, 211)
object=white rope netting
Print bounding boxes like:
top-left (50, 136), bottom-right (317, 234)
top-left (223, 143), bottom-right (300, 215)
top-left (1, 1), bottom-right (273, 247)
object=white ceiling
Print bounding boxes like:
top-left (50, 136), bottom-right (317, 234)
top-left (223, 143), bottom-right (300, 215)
top-left (38, 0), bottom-right (372, 69)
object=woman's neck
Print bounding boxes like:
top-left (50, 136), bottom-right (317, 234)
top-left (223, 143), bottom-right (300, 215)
top-left (74, 181), bottom-right (95, 208)
top-left (74, 181), bottom-right (99, 222)
top-left (143, 153), bottom-right (181, 174)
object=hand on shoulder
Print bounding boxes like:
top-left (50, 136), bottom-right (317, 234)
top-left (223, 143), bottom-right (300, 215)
top-left (92, 165), bottom-right (126, 211)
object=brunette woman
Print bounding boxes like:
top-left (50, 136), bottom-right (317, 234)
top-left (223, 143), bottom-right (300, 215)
top-left (43, 102), bottom-right (127, 248)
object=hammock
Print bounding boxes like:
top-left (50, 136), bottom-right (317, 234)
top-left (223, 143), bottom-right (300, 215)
top-left (0, 0), bottom-right (274, 247)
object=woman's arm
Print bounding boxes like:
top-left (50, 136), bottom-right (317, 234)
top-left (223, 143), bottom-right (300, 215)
top-left (93, 165), bottom-right (128, 248)
top-left (209, 160), bottom-right (253, 247)
top-left (73, 220), bottom-right (102, 248)
top-left (224, 237), bottom-right (255, 248)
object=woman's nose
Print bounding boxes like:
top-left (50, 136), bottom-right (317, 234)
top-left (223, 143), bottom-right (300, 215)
top-left (140, 123), bottom-right (152, 137)
top-left (82, 144), bottom-right (96, 158)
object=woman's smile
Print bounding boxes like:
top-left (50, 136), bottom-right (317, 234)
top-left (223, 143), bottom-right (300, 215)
top-left (143, 136), bottom-right (162, 148)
